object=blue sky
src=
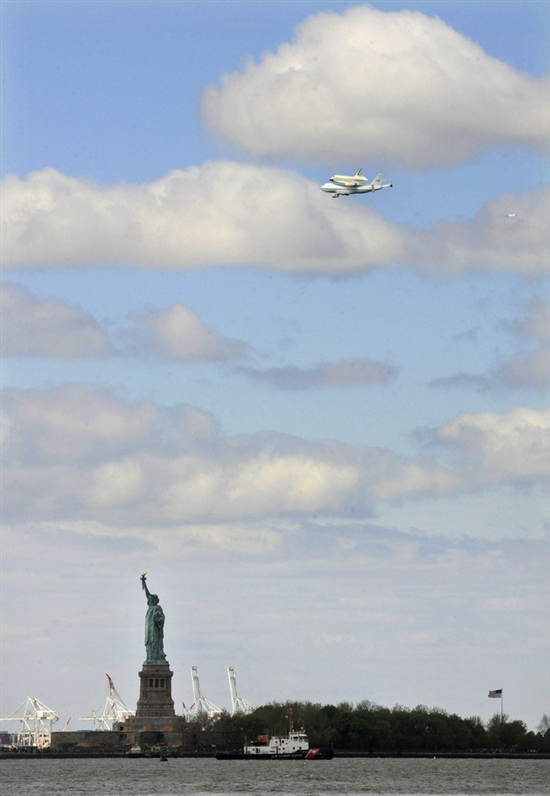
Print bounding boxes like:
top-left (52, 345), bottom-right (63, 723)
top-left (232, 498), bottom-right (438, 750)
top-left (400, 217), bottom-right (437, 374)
top-left (1, 1), bottom-right (548, 734)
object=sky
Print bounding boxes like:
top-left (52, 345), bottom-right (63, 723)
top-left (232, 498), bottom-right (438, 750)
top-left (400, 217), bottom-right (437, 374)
top-left (0, 0), bottom-right (548, 735)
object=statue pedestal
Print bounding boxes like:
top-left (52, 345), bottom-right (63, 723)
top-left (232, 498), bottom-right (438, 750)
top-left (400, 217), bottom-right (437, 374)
top-left (136, 664), bottom-right (175, 717)
top-left (126, 664), bottom-right (176, 733)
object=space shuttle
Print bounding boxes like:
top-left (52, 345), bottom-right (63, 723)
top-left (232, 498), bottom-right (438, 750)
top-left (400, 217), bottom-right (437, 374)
top-left (321, 168), bottom-right (393, 198)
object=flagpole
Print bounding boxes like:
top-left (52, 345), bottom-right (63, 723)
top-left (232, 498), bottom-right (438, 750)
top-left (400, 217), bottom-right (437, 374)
top-left (488, 689), bottom-right (504, 747)
top-left (500, 691), bottom-right (504, 748)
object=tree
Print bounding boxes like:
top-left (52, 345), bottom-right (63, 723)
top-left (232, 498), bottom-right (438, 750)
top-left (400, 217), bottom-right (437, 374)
top-left (207, 699), bottom-right (534, 754)
top-left (504, 720), bottom-right (529, 750)
top-left (486, 712), bottom-right (506, 748)
top-left (463, 716), bottom-right (488, 750)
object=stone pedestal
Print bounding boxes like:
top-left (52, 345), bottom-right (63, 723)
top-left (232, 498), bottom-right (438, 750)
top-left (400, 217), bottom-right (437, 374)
top-left (136, 664), bottom-right (175, 717)
top-left (126, 664), bottom-right (177, 733)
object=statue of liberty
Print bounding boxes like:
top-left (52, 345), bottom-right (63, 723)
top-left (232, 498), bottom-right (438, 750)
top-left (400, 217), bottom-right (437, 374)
top-left (140, 573), bottom-right (168, 665)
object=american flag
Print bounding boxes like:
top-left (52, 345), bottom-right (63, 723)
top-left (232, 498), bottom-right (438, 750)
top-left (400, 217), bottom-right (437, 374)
top-left (488, 689), bottom-right (502, 698)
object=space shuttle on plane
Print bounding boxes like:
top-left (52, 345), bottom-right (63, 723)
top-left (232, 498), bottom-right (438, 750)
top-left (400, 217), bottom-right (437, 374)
top-left (321, 168), bottom-right (393, 198)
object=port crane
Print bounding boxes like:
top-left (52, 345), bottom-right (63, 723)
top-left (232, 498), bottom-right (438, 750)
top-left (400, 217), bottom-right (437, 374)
top-left (185, 666), bottom-right (222, 719)
top-left (0, 696), bottom-right (59, 747)
top-left (80, 674), bottom-right (133, 730)
top-left (227, 667), bottom-right (254, 716)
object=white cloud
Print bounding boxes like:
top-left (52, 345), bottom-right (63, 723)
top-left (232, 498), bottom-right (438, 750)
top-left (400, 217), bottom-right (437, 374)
top-left (89, 459), bottom-right (145, 508)
top-left (435, 407), bottom-right (549, 483)
top-left (373, 463), bottom-right (462, 501)
top-left (1, 283), bottom-right (250, 363)
top-left (3, 168), bottom-right (546, 276)
top-left (135, 302), bottom-right (247, 361)
top-left (1, 165), bottom-right (403, 274)
top-left (200, 6), bottom-right (548, 168)
top-left (2, 387), bottom-right (547, 530)
top-left (382, 407), bottom-right (549, 498)
top-left (2, 386), bottom-right (161, 464)
top-left (409, 187), bottom-right (549, 276)
top-left (0, 282), bottom-right (113, 357)
top-left (152, 450), bottom-right (363, 523)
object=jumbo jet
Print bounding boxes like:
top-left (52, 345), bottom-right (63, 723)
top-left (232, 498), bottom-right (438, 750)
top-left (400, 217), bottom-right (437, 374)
top-left (321, 168), bottom-right (393, 198)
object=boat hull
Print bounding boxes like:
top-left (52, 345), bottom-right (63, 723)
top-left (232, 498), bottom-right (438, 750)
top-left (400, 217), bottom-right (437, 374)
top-left (216, 747), bottom-right (334, 760)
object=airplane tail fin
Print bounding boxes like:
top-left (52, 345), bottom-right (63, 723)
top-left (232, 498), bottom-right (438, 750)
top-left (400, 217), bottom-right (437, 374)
top-left (373, 173), bottom-right (383, 184)
top-left (354, 168), bottom-right (363, 177)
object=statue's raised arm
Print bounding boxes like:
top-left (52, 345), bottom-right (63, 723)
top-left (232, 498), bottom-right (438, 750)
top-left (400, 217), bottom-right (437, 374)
top-left (141, 572), bottom-right (152, 600)
top-left (140, 573), bottom-right (168, 665)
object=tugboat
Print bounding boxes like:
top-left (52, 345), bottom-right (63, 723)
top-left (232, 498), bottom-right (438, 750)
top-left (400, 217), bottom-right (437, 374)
top-left (216, 713), bottom-right (333, 760)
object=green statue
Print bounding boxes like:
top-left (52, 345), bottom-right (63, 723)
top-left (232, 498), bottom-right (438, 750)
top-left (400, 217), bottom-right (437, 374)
top-left (140, 573), bottom-right (168, 665)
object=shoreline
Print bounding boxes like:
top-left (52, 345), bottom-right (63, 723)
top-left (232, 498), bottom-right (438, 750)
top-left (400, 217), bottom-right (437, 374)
top-left (1, 751), bottom-right (549, 760)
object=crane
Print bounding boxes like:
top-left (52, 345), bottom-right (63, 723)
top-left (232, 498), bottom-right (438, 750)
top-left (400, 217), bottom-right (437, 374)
top-left (185, 666), bottom-right (222, 719)
top-left (0, 696), bottom-right (59, 747)
top-left (227, 667), bottom-right (254, 716)
top-left (80, 674), bottom-right (133, 730)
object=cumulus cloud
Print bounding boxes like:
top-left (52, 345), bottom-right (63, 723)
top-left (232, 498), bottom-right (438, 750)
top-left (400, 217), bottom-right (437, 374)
top-left (373, 463), bottom-right (462, 502)
top-left (2, 389), bottom-right (377, 524)
top-left (200, 6), bottom-right (548, 169)
top-left (134, 302), bottom-right (248, 361)
top-left (434, 407), bottom-right (549, 484)
top-left (386, 407), bottom-right (549, 500)
top-left (0, 282), bottom-right (113, 358)
top-left (2, 386), bottom-right (162, 464)
top-left (2, 165), bottom-right (403, 274)
top-left (1, 283), bottom-right (250, 363)
top-left (1, 386), bottom-right (220, 468)
top-left (409, 187), bottom-right (549, 276)
top-left (3, 167), bottom-right (546, 277)
top-left (238, 358), bottom-right (397, 389)
top-left (2, 386), bottom-right (546, 530)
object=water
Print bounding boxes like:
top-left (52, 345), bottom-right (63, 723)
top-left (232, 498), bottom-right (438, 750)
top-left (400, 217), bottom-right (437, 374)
top-left (1, 757), bottom-right (548, 796)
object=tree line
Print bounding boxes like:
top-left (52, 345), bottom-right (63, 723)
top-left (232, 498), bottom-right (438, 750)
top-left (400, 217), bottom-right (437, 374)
top-left (180, 701), bottom-right (550, 754)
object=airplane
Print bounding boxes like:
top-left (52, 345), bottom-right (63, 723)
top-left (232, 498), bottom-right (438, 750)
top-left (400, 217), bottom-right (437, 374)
top-left (321, 168), bottom-right (393, 198)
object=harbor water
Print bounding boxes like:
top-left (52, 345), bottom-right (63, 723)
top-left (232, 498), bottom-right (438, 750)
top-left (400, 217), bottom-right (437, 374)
top-left (1, 756), bottom-right (548, 796)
